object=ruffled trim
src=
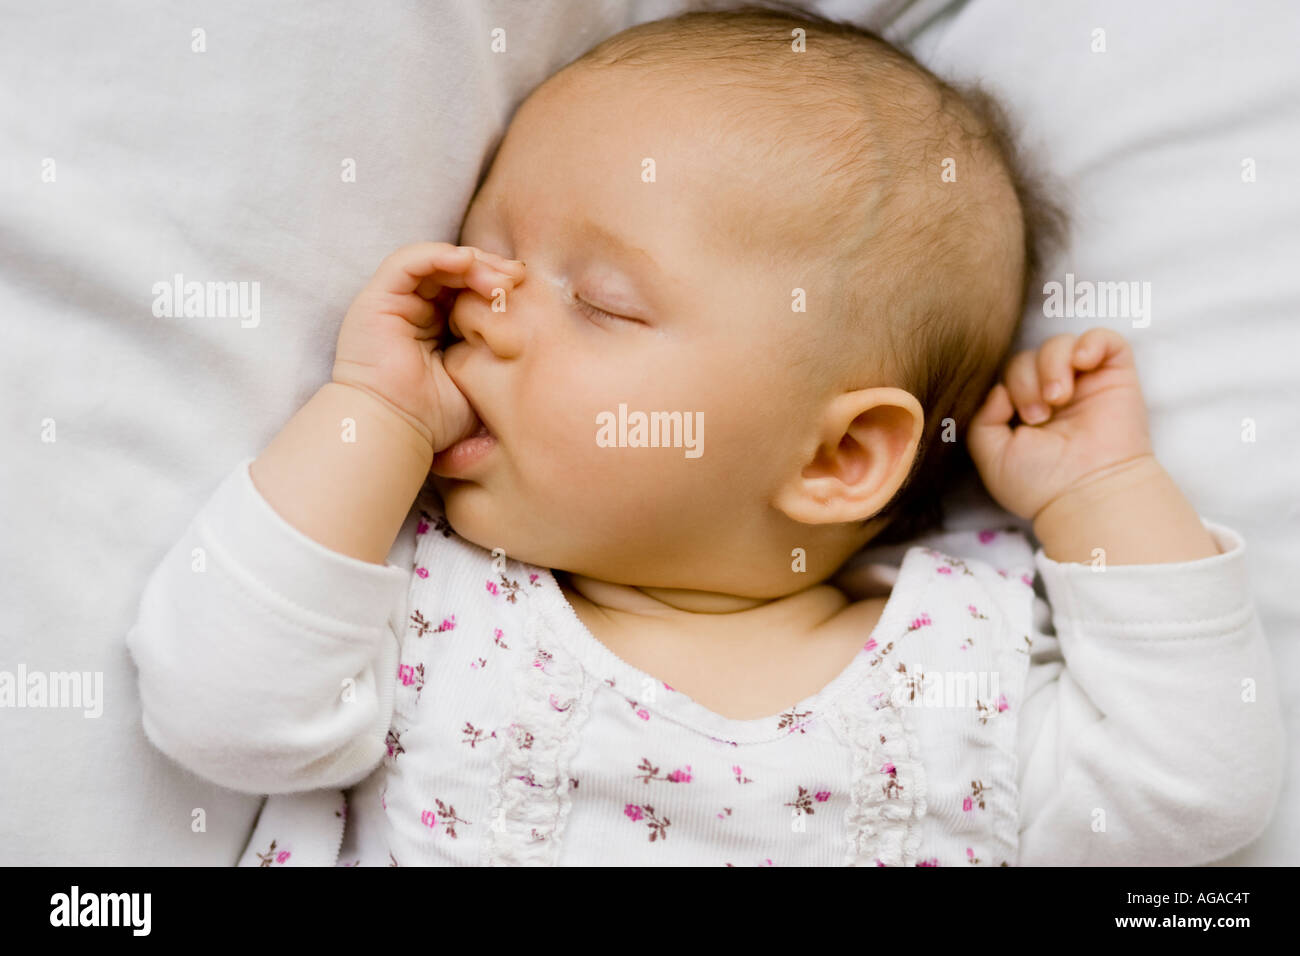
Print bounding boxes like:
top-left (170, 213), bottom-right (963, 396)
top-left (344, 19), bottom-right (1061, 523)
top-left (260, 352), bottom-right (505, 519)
top-left (834, 680), bottom-right (928, 866)
top-left (479, 574), bottom-right (592, 866)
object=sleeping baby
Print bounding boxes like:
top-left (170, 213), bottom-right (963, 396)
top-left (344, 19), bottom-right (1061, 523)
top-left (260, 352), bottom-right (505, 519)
top-left (126, 6), bottom-right (1283, 866)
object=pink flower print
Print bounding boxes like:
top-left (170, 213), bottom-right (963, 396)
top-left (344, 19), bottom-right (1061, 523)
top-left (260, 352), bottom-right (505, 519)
top-left (415, 566), bottom-right (429, 578)
top-left (907, 613), bottom-right (931, 632)
top-left (399, 664), bottom-right (414, 685)
top-left (493, 627), bottom-right (508, 649)
top-left (485, 580), bottom-right (499, 596)
top-left (997, 693), bottom-right (1008, 713)
top-left (733, 765), bottom-right (753, 784)
top-left (276, 850), bottom-right (290, 864)
top-left (549, 693), bottom-right (574, 712)
top-left (967, 603), bottom-right (988, 620)
top-left (978, 529), bottom-right (997, 544)
top-left (814, 790), bottom-right (830, 802)
top-left (421, 810), bottom-right (437, 828)
top-left (470, 657), bottom-right (486, 670)
top-left (624, 804), bottom-right (644, 822)
top-left (1021, 573), bottom-right (1034, 588)
top-left (937, 565), bottom-right (952, 575)
top-left (963, 796), bottom-right (973, 812)
top-left (966, 846), bottom-right (982, 863)
top-left (881, 762), bottom-right (896, 776)
top-left (416, 519), bottom-right (429, 535)
top-left (636, 709), bottom-right (649, 720)
top-left (876, 859), bottom-right (886, 867)
top-left (864, 637), bottom-right (878, 652)
top-left (635, 757), bottom-right (691, 784)
top-left (759, 859), bottom-right (774, 867)
top-left (663, 682), bottom-right (674, 692)
top-left (528, 573), bottom-right (539, 584)
top-left (916, 858), bottom-right (940, 867)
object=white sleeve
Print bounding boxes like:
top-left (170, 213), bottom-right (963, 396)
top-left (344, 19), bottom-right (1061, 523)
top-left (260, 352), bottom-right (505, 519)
top-left (1014, 518), bottom-right (1287, 864)
top-left (125, 458), bottom-right (412, 795)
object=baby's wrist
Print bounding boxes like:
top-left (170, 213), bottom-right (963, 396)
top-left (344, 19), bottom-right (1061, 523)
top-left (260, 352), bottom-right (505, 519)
top-left (1031, 455), bottom-right (1220, 565)
top-left (326, 380), bottom-right (437, 455)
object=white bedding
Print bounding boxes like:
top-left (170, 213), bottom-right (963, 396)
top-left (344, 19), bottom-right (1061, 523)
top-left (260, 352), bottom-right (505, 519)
top-left (1, 0), bottom-right (1294, 864)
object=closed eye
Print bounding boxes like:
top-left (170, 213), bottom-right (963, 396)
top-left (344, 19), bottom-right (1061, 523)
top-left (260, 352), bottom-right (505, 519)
top-left (573, 296), bottom-right (643, 326)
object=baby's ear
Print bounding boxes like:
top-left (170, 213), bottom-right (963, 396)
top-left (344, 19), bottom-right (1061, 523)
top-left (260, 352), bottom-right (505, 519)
top-left (772, 388), bottom-right (923, 528)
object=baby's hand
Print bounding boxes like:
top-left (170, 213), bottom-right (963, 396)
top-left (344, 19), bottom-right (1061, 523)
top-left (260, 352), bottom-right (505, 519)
top-left (966, 328), bottom-right (1156, 522)
top-left (332, 242), bottom-right (525, 451)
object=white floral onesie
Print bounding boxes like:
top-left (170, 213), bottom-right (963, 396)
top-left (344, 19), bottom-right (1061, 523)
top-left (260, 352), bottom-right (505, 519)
top-left (125, 459), bottom-right (1285, 866)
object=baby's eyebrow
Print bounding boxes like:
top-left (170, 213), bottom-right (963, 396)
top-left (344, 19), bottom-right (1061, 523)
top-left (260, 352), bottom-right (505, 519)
top-left (571, 217), bottom-right (663, 279)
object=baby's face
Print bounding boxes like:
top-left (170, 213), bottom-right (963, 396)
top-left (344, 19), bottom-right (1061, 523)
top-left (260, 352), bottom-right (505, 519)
top-left (433, 65), bottom-right (831, 588)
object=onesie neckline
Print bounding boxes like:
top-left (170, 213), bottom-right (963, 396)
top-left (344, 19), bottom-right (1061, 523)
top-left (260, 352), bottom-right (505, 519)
top-left (529, 552), bottom-right (924, 746)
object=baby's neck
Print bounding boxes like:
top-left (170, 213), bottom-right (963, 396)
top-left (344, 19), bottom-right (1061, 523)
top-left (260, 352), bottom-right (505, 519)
top-left (556, 569), bottom-right (851, 645)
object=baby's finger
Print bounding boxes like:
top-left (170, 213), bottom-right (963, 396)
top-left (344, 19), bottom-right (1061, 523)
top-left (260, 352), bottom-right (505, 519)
top-left (462, 259), bottom-right (520, 303)
top-left (1072, 327), bottom-right (1133, 371)
top-left (1035, 334), bottom-right (1079, 405)
top-left (471, 248), bottom-right (526, 278)
top-left (373, 242), bottom-right (476, 296)
top-left (966, 381), bottom-right (1014, 469)
top-left (415, 258), bottom-right (518, 301)
top-left (1002, 350), bottom-right (1050, 425)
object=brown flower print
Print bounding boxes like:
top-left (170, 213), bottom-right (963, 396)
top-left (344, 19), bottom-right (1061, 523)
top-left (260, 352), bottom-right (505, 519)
top-left (254, 839), bottom-right (290, 866)
top-left (462, 722), bottom-right (496, 749)
top-left (777, 707), bottom-right (813, 735)
top-left (635, 757), bottom-right (692, 784)
top-left (783, 785), bottom-right (831, 816)
top-left (624, 803), bottom-right (671, 842)
top-left (867, 639), bottom-right (896, 669)
top-left (975, 694), bottom-right (1009, 725)
top-left (409, 609), bottom-right (455, 638)
top-left (486, 572), bottom-right (525, 603)
top-left (927, 552), bottom-right (974, 576)
top-left (881, 761), bottom-right (903, 800)
top-left (964, 780), bottom-right (988, 812)
top-left (420, 799), bottom-right (470, 839)
top-left (896, 662), bottom-right (925, 702)
top-left (398, 662), bottom-right (426, 701)
top-left (385, 729), bottom-right (404, 760)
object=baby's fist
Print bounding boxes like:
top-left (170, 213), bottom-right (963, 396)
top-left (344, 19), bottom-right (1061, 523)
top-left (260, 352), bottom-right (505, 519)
top-left (966, 328), bottom-right (1155, 521)
top-left (332, 242), bottom-right (524, 451)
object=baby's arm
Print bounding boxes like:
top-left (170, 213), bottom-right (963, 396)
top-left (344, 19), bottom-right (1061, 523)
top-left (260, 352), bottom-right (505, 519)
top-left (968, 329), bottom-right (1285, 863)
top-left (1015, 476), bottom-right (1283, 864)
top-left (253, 243), bottom-right (523, 564)
top-left (126, 243), bottom-right (525, 793)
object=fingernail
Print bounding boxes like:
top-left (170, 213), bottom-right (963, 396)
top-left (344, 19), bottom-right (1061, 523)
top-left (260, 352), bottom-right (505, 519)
top-left (1024, 404), bottom-right (1048, 424)
top-left (1043, 382), bottom-right (1062, 401)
